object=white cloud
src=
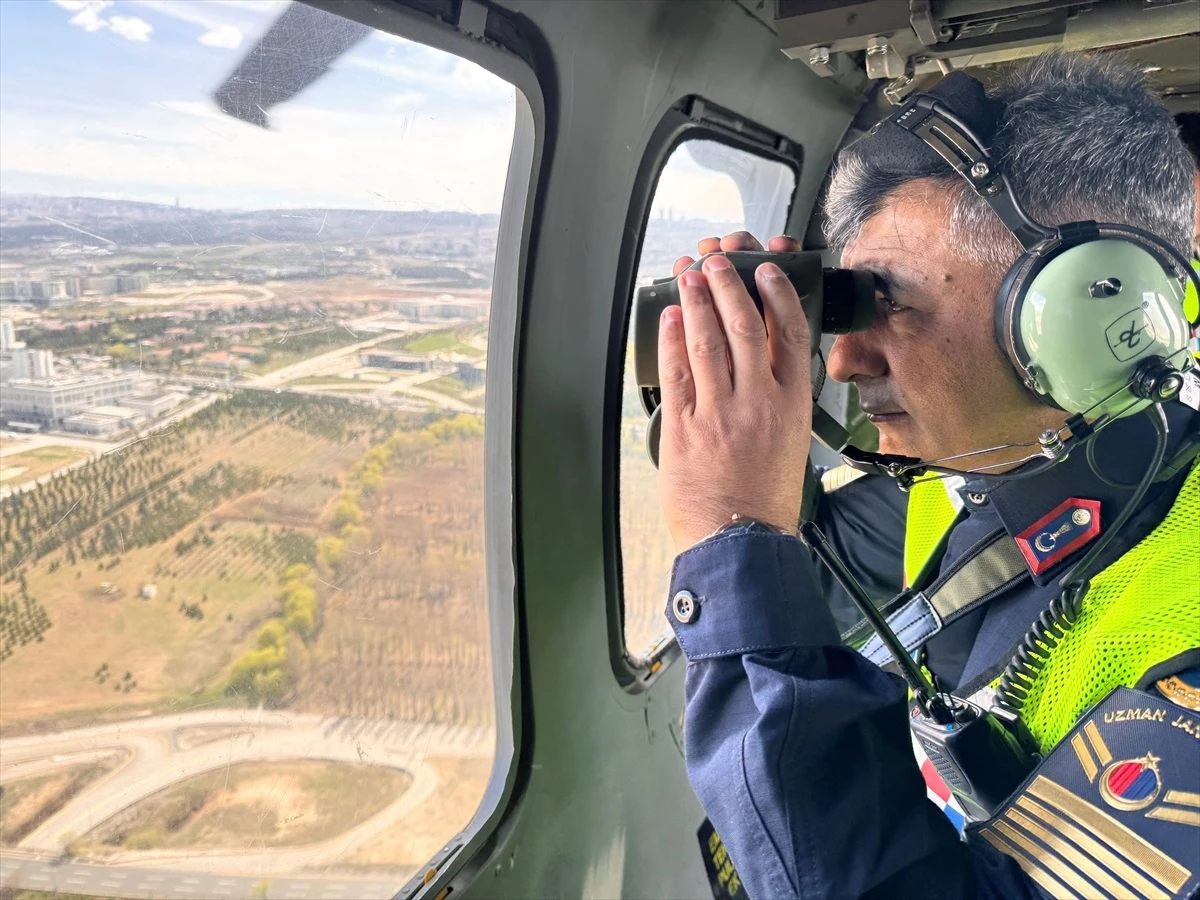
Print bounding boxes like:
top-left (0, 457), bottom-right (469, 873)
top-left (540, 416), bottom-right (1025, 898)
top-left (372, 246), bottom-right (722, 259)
top-left (130, 0), bottom-right (251, 48)
top-left (70, 8), bottom-right (108, 31)
top-left (55, 0), bottom-right (113, 32)
top-left (129, 0), bottom-right (227, 28)
top-left (109, 15), bottom-right (153, 42)
top-left (51, 0), bottom-right (109, 11)
top-left (199, 24), bottom-right (243, 49)
top-left (53, 1), bottom-right (152, 41)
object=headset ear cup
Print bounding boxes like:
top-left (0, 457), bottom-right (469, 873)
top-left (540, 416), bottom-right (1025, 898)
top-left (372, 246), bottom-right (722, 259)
top-left (994, 250), bottom-right (1060, 408)
top-left (1016, 238), bottom-right (1191, 417)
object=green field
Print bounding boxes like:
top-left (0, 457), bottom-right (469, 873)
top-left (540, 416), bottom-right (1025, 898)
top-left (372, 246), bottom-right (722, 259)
top-left (424, 375), bottom-right (472, 400)
top-left (286, 376), bottom-right (380, 392)
top-left (380, 327), bottom-right (485, 358)
top-left (0, 447), bottom-right (90, 485)
top-left (53, 302), bottom-right (170, 320)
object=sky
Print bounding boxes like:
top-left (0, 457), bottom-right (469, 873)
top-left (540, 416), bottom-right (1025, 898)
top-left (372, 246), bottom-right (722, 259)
top-left (0, 0), bottom-right (747, 219)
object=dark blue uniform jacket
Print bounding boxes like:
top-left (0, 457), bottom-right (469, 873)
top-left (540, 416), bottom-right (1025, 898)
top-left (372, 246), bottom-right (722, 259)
top-left (668, 404), bottom-right (1198, 899)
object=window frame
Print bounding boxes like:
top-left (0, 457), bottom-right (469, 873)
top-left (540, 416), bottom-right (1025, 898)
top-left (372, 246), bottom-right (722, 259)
top-left (604, 96), bottom-right (803, 691)
top-left (300, 1), bottom-right (544, 897)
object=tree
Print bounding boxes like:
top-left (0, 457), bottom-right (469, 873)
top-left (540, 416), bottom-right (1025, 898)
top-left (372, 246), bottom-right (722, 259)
top-left (331, 495), bottom-right (362, 530)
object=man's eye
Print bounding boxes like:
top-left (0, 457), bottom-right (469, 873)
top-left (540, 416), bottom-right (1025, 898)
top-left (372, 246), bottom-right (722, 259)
top-left (878, 294), bottom-right (907, 315)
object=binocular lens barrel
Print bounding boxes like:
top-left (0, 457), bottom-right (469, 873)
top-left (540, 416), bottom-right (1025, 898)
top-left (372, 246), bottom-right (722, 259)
top-left (632, 251), bottom-right (876, 392)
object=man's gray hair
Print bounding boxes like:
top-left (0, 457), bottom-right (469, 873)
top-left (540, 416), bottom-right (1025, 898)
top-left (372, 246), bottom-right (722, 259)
top-left (824, 51), bottom-right (1197, 271)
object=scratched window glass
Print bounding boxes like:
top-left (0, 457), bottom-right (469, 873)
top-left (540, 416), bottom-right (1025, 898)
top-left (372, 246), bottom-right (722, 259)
top-left (620, 140), bottom-right (795, 659)
top-left (0, 3), bottom-right (513, 898)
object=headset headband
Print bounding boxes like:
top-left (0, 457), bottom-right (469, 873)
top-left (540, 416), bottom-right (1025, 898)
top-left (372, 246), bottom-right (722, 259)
top-left (891, 95), bottom-right (1056, 251)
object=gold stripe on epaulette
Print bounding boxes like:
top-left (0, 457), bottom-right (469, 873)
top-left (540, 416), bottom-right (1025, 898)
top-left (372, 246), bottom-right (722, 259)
top-left (980, 826), bottom-right (1079, 900)
top-left (1164, 790), bottom-right (1200, 808)
top-left (820, 465), bottom-right (868, 493)
top-left (1015, 796), bottom-right (1169, 900)
top-left (1028, 776), bottom-right (1191, 893)
top-left (1007, 807), bottom-right (1143, 898)
top-left (994, 819), bottom-right (1095, 897)
top-left (1147, 807), bottom-right (1200, 826)
top-left (1071, 733), bottom-right (1098, 782)
top-left (1084, 721), bottom-right (1112, 765)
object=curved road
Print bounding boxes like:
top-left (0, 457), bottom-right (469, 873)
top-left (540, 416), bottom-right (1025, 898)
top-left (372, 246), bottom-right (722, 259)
top-left (1, 709), bottom-right (494, 892)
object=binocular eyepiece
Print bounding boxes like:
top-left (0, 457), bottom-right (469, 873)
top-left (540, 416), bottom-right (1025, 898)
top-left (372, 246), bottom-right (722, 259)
top-left (633, 251), bottom-right (877, 465)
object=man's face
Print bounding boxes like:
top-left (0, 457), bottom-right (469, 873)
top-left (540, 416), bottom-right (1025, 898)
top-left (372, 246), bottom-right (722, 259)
top-left (829, 179), bottom-right (1065, 465)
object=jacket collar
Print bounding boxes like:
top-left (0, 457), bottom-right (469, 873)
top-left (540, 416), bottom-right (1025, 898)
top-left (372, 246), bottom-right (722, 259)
top-left (957, 403), bottom-right (1198, 585)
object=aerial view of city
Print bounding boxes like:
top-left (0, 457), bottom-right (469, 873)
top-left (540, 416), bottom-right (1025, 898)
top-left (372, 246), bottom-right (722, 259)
top-left (0, 191), bottom-right (501, 898)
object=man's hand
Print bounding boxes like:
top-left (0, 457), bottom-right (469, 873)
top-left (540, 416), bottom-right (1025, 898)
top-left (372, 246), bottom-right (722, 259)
top-left (659, 231), bottom-right (813, 551)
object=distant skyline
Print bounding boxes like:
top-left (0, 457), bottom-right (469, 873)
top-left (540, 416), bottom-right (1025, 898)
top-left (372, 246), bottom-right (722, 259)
top-left (0, 0), bottom-right (747, 221)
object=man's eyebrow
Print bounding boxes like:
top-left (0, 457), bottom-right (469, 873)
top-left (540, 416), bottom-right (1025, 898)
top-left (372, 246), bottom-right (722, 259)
top-left (870, 266), bottom-right (920, 295)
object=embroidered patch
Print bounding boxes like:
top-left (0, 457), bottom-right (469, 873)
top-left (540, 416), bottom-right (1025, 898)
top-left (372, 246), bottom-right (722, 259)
top-left (1014, 497), bottom-right (1101, 575)
top-left (696, 819), bottom-right (748, 900)
top-left (1100, 754), bottom-right (1163, 811)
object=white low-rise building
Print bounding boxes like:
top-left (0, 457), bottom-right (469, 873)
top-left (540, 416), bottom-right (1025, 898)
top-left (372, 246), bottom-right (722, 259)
top-left (1, 371), bottom-right (138, 425)
top-left (62, 404), bottom-right (147, 436)
top-left (123, 392), bottom-right (185, 418)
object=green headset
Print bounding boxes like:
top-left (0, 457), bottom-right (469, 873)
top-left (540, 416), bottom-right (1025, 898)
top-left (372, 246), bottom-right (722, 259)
top-left (891, 94), bottom-right (1198, 423)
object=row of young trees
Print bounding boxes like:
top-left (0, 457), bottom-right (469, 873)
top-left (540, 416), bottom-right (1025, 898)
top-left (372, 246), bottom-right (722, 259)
top-left (222, 412), bottom-right (484, 707)
top-left (0, 392), bottom-right (398, 579)
top-left (295, 416), bottom-right (491, 725)
top-left (0, 576), bottom-right (52, 663)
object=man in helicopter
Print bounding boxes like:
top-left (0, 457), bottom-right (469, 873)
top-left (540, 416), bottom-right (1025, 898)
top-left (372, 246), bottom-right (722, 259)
top-left (658, 51), bottom-right (1200, 899)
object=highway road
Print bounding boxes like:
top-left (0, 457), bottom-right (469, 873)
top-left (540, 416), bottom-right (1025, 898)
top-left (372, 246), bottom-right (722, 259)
top-left (0, 709), bottom-right (494, 895)
top-left (248, 328), bottom-right (435, 389)
top-left (0, 852), bottom-right (405, 900)
top-left (292, 370), bottom-right (481, 414)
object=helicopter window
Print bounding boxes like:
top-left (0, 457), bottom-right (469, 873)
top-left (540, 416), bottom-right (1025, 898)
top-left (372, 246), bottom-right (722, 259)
top-left (620, 139), bottom-right (796, 658)
top-left (0, 3), bottom-right (517, 896)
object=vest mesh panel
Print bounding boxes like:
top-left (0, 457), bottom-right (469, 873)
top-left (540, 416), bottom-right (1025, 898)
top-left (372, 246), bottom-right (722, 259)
top-left (903, 477), bottom-right (958, 587)
top-left (1014, 461), bottom-right (1200, 752)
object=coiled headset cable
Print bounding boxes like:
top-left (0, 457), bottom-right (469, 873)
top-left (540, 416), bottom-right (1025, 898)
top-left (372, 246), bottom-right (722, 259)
top-left (996, 403), bottom-right (1171, 713)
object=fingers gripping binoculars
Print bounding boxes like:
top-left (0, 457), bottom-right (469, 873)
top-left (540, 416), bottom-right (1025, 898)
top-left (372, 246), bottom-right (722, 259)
top-left (632, 251), bottom-right (877, 466)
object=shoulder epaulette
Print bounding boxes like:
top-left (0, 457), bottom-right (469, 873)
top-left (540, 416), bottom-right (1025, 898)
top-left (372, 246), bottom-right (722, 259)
top-left (820, 464), bottom-right (869, 494)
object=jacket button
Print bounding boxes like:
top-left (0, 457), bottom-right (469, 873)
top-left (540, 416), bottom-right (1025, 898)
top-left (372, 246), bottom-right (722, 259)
top-left (672, 590), bottom-right (698, 624)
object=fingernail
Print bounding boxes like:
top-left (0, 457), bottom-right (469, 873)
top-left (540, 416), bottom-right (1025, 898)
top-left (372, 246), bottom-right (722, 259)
top-left (680, 270), bottom-right (705, 288)
top-left (703, 255), bottom-right (730, 271)
top-left (759, 263), bottom-right (785, 279)
top-left (661, 306), bottom-right (682, 327)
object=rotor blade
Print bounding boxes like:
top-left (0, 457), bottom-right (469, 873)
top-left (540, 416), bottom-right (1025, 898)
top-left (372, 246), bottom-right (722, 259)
top-left (212, 2), bottom-right (371, 129)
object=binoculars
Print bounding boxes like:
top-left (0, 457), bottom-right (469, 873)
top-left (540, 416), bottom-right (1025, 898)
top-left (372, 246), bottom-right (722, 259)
top-left (633, 251), bottom-right (877, 465)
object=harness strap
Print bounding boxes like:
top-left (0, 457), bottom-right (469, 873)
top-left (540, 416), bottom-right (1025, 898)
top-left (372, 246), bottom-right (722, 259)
top-left (862, 531), bottom-right (1029, 667)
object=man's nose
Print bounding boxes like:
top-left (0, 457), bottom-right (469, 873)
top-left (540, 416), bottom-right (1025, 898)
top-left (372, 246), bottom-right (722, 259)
top-left (826, 331), bottom-right (886, 383)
